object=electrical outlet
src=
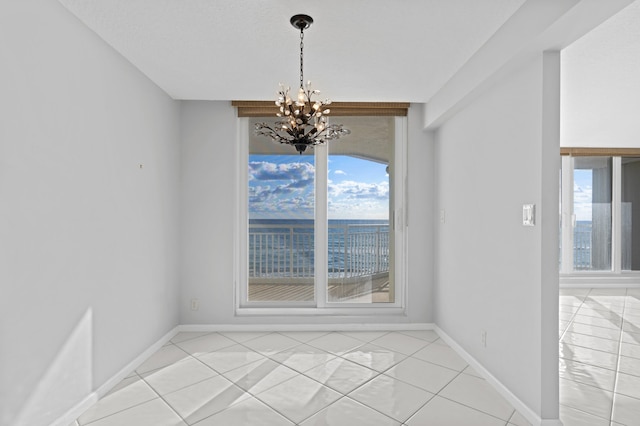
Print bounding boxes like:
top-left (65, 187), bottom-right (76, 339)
top-left (191, 298), bottom-right (199, 311)
top-left (481, 330), bottom-right (487, 348)
top-left (440, 209), bottom-right (446, 224)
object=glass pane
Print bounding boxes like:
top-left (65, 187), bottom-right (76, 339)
top-left (327, 117), bottom-right (394, 303)
top-left (573, 157), bottom-right (612, 271)
top-left (247, 134), bottom-right (315, 302)
top-left (622, 157), bottom-right (640, 270)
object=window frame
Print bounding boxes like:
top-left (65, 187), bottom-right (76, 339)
top-left (560, 149), bottom-right (640, 283)
top-left (234, 115), bottom-right (409, 316)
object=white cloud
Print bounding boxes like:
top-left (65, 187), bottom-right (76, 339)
top-left (573, 183), bottom-right (592, 221)
top-left (249, 161), bottom-right (314, 182)
top-left (329, 180), bottom-right (389, 200)
top-left (249, 160), bottom-right (390, 220)
top-left (327, 180), bottom-right (389, 219)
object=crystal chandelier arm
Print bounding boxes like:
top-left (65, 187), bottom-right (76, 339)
top-left (255, 122), bottom-right (291, 142)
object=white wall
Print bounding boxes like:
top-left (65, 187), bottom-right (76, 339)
top-left (434, 53), bottom-right (560, 420)
top-left (179, 102), bottom-right (433, 324)
top-left (179, 101), bottom-right (238, 324)
top-left (407, 106), bottom-right (435, 324)
top-left (0, 2), bottom-right (181, 425)
top-left (561, 1), bottom-right (640, 148)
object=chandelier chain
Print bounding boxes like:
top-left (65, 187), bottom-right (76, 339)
top-left (299, 28), bottom-right (304, 89)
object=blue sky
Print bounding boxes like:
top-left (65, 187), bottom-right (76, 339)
top-left (249, 154), bottom-right (389, 220)
top-left (573, 169), bottom-right (592, 221)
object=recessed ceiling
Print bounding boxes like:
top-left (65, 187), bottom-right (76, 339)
top-left (58, 0), bottom-right (525, 102)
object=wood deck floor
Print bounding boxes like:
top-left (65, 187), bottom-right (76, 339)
top-left (248, 274), bottom-right (391, 303)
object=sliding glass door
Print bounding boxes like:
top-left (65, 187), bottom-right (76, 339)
top-left (240, 116), bottom-right (404, 307)
top-left (247, 151), bottom-right (315, 302)
top-left (622, 157), bottom-right (640, 270)
top-left (327, 121), bottom-right (394, 303)
top-left (560, 154), bottom-right (640, 274)
top-left (572, 157), bottom-right (612, 271)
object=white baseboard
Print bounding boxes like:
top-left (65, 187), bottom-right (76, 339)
top-left (51, 325), bottom-right (180, 426)
top-left (177, 322), bottom-right (435, 333)
top-left (49, 392), bottom-right (97, 426)
top-left (560, 274), bottom-right (640, 287)
top-left (434, 326), bottom-right (561, 426)
top-left (94, 326), bottom-right (180, 397)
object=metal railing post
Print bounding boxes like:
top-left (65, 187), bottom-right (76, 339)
top-left (289, 226), bottom-right (294, 277)
top-left (343, 224), bottom-right (348, 278)
top-left (375, 225), bottom-right (380, 274)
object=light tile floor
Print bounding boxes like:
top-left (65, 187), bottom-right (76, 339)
top-left (71, 330), bottom-right (531, 425)
top-left (559, 288), bottom-right (640, 426)
top-left (68, 289), bottom-right (640, 426)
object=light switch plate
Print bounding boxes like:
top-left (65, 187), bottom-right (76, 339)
top-left (523, 204), bottom-right (535, 226)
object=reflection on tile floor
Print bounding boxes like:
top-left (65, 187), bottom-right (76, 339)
top-left (71, 330), bottom-right (531, 425)
top-left (68, 289), bottom-right (640, 425)
top-left (560, 288), bottom-right (640, 426)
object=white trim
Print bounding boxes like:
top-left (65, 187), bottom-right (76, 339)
top-left (316, 143), bottom-right (328, 308)
top-left (434, 326), bottom-right (560, 426)
top-left (560, 156), bottom-right (573, 273)
top-left (560, 271), bottom-right (640, 286)
top-left (93, 326), bottom-right (180, 397)
top-left (51, 326), bottom-right (180, 426)
top-left (612, 156), bottom-right (622, 273)
top-left (234, 306), bottom-right (407, 317)
top-left (561, 279), bottom-right (640, 288)
top-left (395, 116), bottom-right (408, 310)
top-left (49, 393), bottom-right (97, 426)
top-left (177, 323), bottom-right (434, 332)
top-left (236, 117), bottom-right (250, 306)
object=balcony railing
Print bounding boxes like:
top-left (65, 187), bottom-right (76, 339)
top-left (574, 222), bottom-right (592, 270)
top-left (248, 222), bottom-right (389, 279)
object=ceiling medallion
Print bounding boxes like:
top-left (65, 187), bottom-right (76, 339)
top-left (255, 14), bottom-right (350, 154)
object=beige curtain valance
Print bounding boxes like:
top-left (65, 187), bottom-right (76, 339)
top-left (232, 101), bottom-right (410, 117)
top-left (561, 148), bottom-right (640, 156)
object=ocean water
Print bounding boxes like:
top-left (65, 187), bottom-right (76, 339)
top-left (248, 219), bottom-right (390, 278)
top-left (573, 221), bottom-right (592, 269)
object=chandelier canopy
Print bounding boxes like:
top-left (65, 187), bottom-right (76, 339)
top-left (255, 14), bottom-right (350, 154)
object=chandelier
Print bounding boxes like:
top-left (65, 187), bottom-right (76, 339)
top-left (255, 14), bottom-right (350, 154)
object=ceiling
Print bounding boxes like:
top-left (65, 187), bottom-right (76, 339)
top-left (58, 0), bottom-right (526, 102)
